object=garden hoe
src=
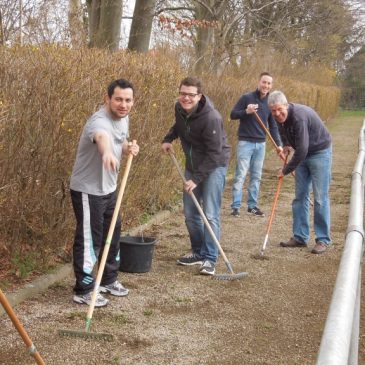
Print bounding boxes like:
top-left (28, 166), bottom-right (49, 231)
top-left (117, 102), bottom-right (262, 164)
top-left (170, 153), bottom-right (248, 281)
top-left (252, 153), bottom-right (289, 260)
top-left (0, 289), bottom-right (46, 365)
top-left (58, 140), bottom-right (137, 341)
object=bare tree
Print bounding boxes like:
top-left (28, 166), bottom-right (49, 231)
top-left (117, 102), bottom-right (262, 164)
top-left (0, 0), bottom-right (31, 44)
top-left (0, 0), bottom-right (74, 45)
top-left (153, 0), bottom-right (362, 75)
top-left (192, 1), bottom-right (227, 73)
top-left (19, 0), bottom-right (23, 45)
top-left (0, 8), bottom-right (4, 45)
top-left (68, 0), bottom-right (87, 48)
top-left (128, 0), bottom-right (157, 52)
top-left (86, 0), bottom-right (123, 51)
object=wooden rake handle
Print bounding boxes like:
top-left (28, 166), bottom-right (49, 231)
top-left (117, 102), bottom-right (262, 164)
top-left (0, 289), bottom-right (46, 365)
top-left (253, 110), bottom-right (296, 179)
top-left (86, 140), bottom-right (137, 329)
top-left (253, 110), bottom-right (279, 150)
top-left (265, 153), bottom-right (289, 236)
top-left (169, 153), bottom-right (233, 273)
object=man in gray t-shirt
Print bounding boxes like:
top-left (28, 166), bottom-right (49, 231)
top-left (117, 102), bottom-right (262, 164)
top-left (70, 107), bottom-right (129, 195)
top-left (70, 79), bottom-right (139, 307)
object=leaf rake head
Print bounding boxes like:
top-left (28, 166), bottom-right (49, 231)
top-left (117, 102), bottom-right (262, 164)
top-left (58, 329), bottom-right (114, 341)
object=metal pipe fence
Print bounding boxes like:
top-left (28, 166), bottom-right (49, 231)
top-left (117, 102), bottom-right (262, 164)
top-left (316, 120), bottom-right (365, 365)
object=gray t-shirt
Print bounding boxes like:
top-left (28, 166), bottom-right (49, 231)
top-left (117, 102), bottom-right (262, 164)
top-left (70, 106), bottom-right (129, 195)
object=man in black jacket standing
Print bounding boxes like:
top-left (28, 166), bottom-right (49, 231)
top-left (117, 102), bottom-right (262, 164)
top-left (230, 72), bottom-right (282, 218)
top-left (268, 90), bottom-right (332, 254)
top-left (161, 77), bottom-right (230, 275)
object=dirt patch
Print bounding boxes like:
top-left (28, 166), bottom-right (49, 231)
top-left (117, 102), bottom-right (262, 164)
top-left (0, 114), bottom-right (364, 365)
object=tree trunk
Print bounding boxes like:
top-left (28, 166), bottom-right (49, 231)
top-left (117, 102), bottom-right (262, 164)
top-left (128, 0), bottom-right (156, 53)
top-left (19, 0), bottom-right (23, 45)
top-left (0, 9), bottom-right (4, 45)
top-left (68, 0), bottom-right (86, 47)
top-left (194, 3), bottom-right (214, 74)
top-left (87, 0), bottom-right (123, 51)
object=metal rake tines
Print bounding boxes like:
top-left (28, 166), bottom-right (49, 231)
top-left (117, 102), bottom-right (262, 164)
top-left (213, 272), bottom-right (249, 281)
top-left (58, 329), bottom-right (114, 341)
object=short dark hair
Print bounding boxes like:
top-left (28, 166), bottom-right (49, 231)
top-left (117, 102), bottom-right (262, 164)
top-left (259, 72), bottom-right (272, 79)
top-left (107, 79), bottom-right (134, 98)
top-left (179, 77), bottom-right (203, 94)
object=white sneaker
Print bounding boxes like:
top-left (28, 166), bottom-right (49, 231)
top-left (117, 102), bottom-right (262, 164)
top-left (199, 260), bottom-right (216, 276)
top-left (100, 280), bottom-right (129, 297)
top-left (73, 292), bottom-right (108, 307)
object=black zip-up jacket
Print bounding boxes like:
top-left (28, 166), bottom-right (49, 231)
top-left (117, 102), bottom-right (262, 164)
top-left (279, 103), bottom-right (332, 175)
top-left (230, 89), bottom-right (281, 146)
top-left (162, 95), bottom-right (230, 184)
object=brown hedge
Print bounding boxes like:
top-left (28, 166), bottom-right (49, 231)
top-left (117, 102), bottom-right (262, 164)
top-left (0, 46), bottom-right (340, 261)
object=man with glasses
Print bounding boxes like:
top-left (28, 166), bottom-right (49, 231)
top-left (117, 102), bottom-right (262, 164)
top-left (161, 77), bottom-right (230, 276)
top-left (230, 72), bottom-right (282, 218)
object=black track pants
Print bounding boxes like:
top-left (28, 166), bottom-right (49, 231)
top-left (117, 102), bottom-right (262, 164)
top-left (70, 189), bottom-right (121, 295)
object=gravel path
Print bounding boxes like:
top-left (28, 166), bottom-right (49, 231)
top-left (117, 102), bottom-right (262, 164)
top-left (0, 114), bottom-right (364, 365)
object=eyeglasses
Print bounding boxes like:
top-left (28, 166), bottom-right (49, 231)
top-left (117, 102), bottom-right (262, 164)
top-left (178, 92), bottom-right (199, 99)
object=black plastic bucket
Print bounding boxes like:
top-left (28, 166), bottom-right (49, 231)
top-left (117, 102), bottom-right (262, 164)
top-left (119, 236), bottom-right (156, 273)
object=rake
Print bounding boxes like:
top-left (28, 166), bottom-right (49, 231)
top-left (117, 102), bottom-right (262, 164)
top-left (252, 153), bottom-right (289, 260)
top-left (253, 110), bottom-right (286, 161)
top-left (0, 289), bottom-right (46, 365)
top-left (59, 140), bottom-right (136, 341)
top-left (170, 153), bottom-right (248, 281)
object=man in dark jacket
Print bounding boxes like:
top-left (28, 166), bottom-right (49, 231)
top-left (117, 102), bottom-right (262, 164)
top-left (230, 72), bottom-right (282, 218)
top-left (268, 90), bottom-right (332, 254)
top-left (161, 77), bottom-right (230, 275)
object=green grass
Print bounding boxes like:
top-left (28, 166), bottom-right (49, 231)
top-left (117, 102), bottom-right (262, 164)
top-left (339, 109), bottom-right (365, 117)
top-left (112, 355), bottom-right (121, 364)
top-left (143, 309), bottom-right (154, 316)
top-left (49, 280), bottom-right (69, 289)
top-left (10, 252), bottom-right (38, 279)
top-left (112, 312), bottom-right (130, 324)
top-left (0, 281), bottom-right (11, 291)
top-left (174, 296), bottom-right (193, 304)
top-left (139, 212), bottom-right (152, 225)
top-left (67, 311), bottom-right (84, 320)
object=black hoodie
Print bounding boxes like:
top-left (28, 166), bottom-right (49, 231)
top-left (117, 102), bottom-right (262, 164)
top-left (163, 95), bottom-right (230, 184)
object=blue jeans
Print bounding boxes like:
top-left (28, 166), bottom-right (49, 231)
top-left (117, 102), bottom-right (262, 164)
top-left (292, 146), bottom-right (332, 245)
top-left (231, 141), bottom-right (265, 210)
top-left (183, 166), bottom-right (227, 263)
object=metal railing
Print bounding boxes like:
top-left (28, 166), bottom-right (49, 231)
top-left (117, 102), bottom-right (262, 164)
top-left (316, 120), bottom-right (365, 364)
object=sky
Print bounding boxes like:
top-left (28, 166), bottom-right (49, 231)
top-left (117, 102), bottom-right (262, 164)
top-left (120, 0), bottom-right (136, 47)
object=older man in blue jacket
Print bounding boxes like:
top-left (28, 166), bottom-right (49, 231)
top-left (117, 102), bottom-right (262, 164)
top-left (268, 90), bottom-right (332, 254)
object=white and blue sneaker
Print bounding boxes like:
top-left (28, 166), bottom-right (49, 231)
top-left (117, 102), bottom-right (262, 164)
top-left (73, 291), bottom-right (109, 307)
top-left (100, 280), bottom-right (129, 297)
